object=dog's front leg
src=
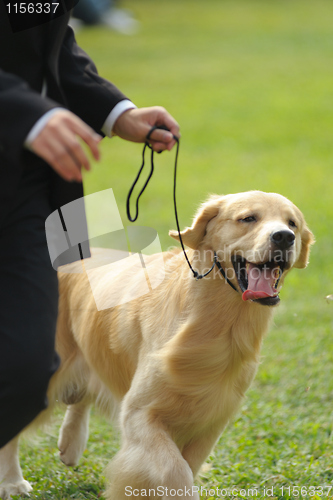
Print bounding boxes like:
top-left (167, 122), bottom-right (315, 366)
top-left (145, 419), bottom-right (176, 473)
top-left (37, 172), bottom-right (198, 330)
top-left (0, 436), bottom-right (32, 499)
top-left (106, 408), bottom-right (200, 500)
top-left (58, 399), bottom-right (91, 467)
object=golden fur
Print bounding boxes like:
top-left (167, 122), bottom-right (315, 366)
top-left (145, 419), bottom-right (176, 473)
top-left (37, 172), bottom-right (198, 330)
top-left (0, 191), bottom-right (314, 500)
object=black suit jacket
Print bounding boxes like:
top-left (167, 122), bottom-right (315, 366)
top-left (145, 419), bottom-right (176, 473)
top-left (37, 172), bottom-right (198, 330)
top-left (0, 1), bottom-right (127, 223)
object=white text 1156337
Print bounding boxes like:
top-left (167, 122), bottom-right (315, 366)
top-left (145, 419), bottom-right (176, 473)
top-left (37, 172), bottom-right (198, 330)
top-left (6, 3), bottom-right (59, 14)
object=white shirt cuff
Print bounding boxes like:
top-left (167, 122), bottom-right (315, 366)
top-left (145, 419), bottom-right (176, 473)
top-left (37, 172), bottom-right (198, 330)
top-left (101, 99), bottom-right (137, 138)
top-left (24, 108), bottom-right (64, 149)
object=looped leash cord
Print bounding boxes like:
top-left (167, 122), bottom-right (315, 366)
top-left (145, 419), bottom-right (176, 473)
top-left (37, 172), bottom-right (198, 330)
top-left (127, 126), bottom-right (238, 289)
top-left (126, 127), bottom-right (156, 222)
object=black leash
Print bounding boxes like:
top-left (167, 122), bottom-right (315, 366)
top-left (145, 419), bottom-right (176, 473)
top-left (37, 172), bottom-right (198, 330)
top-left (127, 126), bottom-right (238, 290)
top-left (126, 127), bottom-right (156, 223)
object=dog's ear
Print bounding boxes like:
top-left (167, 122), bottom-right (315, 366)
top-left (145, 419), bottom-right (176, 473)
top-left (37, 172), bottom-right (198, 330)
top-left (294, 225), bottom-right (315, 269)
top-left (169, 197), bottom-right (220, 249)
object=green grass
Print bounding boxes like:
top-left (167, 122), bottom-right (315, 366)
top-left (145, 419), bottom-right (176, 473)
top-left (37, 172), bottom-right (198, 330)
top-left (16, 0), bottom-right (333, 498)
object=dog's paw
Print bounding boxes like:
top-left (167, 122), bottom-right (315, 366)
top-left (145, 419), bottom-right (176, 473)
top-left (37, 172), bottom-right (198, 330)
top-left (58, 424), bottom-right (88, 467)
top-left (0, 479), bottom-right (32, 499)
top-left (58, 440), bottom-right (83, 467)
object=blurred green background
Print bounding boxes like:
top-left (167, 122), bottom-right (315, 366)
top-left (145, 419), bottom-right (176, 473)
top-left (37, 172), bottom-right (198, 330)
top-left (19, 1), bottom-right (333, 498)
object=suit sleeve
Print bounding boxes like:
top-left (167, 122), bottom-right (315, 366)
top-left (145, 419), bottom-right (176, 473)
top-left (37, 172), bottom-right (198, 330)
top-left (58, 26), bottom-right (129, 134)
top-left (0, 70), bottom-right (59, 166)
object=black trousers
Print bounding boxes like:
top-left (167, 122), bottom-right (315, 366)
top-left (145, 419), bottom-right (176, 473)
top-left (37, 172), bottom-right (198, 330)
top-left (0, 165), bottom-right (60, 449)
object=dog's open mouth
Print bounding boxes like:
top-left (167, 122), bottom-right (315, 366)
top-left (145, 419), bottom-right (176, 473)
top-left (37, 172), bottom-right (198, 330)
top-left (232, 256), bottom-right (285, 306)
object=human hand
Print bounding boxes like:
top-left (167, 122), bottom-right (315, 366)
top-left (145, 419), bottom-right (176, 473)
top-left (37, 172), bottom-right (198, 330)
top-left (31, 109), bottom-right (102, 182)
top-left (112, 106), bottom-right (180, 152)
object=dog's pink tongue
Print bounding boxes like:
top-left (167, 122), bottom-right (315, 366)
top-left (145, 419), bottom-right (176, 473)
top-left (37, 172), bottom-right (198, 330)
top-left (242, 290), bottom-right (272, 301)
top-left (242, 263), bottom-right (278, 301)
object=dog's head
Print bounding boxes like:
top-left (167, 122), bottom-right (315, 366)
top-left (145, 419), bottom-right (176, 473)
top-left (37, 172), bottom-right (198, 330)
top-left (170, 191), bottom-right (314, 306)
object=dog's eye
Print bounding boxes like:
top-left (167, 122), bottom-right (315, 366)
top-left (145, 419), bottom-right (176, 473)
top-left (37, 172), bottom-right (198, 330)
top-left (240, 216), bottom-right (257, 223)
top-left (289, 220), bottom-right (297, 228)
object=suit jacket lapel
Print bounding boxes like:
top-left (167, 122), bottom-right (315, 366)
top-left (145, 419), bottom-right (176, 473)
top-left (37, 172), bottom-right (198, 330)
top-left (43, 9), bottom-right (71, 103)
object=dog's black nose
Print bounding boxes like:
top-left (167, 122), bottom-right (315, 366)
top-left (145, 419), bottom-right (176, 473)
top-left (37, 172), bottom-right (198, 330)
top-left (271, 230), bottom-right (295, 249)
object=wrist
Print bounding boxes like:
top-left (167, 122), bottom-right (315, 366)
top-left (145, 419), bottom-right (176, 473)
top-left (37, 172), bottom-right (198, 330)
top-left (102, 100), bottom-right (137, 138)
top-left (24, 108), bottom-right (64, 150)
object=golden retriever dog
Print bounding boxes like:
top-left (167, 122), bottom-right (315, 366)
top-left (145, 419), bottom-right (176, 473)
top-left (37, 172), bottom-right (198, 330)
top-left (0, 191), bottom-right (313, 500)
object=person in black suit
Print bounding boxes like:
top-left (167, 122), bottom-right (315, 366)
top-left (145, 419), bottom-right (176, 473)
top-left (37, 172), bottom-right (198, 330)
top-left (0, 0), bottom-right (179, 451)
